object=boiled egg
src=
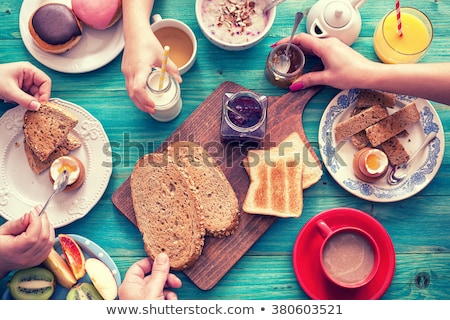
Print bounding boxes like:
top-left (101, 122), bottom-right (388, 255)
top-left (50, 156), bottom-right (80, 185)
top-left (353, 148), bottom-right (388, 182)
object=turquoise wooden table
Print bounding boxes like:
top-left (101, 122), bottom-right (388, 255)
top-left (1, 0), bottom-right (449, 299)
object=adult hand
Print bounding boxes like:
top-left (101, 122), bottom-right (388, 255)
top-left (119, 253), bottom-right (182, 300)
top-left (0, 205), bottom-right (55, 279)
top-left (0, 62), bottom-right (52, 110)
top-left (275, 33), bottom-right (376, 91)
top-left (121, 25), bottom-right (181, 114)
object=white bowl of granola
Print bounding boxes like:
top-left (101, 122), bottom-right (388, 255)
top-left (196, 0), bottom-right (276, 51)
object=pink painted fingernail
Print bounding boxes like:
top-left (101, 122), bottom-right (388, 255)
top-left (289, 82), bottom-right (304, 91)
top-left (30, 101), bottom-right (41, 111)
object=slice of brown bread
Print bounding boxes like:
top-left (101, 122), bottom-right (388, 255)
top-left (356, 89), bottom-right (396, 109)
top-left (365, 102), bottom-right (420, 147)
top-left (380, 137), bottom-right (410, 166)
top-left (23, 101), bottom-right (78, 162)
top-left (130, 153), bottom-right (205, 271)
top-left (25, 133), bottom-right (82, 174)
top-left (167, 141), bottom-right (239, 238)
top-left (334, 105), bottom-right (388, 142)
top-left (351, 131), bottom-right (370, 150)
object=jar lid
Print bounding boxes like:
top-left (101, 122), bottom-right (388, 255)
top-left (324, 1), bottom-right (352, 28)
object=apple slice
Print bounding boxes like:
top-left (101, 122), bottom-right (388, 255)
top-left (59, 234), bottom-right (86, 280)
top-left (85, 258), bottom-right (118, 300)
top-left (43, 248), bottom-right (77, 288)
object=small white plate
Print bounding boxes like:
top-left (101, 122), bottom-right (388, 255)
top-left (0, 98), bottom-right (112, 227)
top-left (2, 234), bottom-right (121, 300)
top-left (318, 89), bottom-right (444, 202)
top-left (19, 0), bottom-right (124, 73)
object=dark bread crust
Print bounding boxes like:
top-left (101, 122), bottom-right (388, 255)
top-left (28, 3), bottom-right (83, 54)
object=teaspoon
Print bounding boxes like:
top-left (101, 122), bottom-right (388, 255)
top-left (275, 11), bottom-right (304, 73)
top-left (39, 169), bottom-right (70, 216)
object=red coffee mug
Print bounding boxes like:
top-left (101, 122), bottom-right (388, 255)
top-left (317, 219), bottom-right (380, 289)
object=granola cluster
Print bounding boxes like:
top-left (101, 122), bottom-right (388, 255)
top-left (215, 0), bottom-right (256, 35)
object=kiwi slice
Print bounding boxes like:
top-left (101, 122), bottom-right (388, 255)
top-left (8, 267), bottom-right (55, 300)
top-left (66, 282), bottom-right (104, 300)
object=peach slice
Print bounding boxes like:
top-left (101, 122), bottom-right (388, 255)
top-left (85, 258), bottom-right (118, 300)
top-left (59, 234), bottom-right (86, 280)
top-left (43, 248), bottom-right (77, 288)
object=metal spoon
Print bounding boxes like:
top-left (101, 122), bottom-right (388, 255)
top-left (387, 132), bottom-right (437, 185)
top-left (276, 11), bottom-right (304, 74)
top-left (226, 104), bottom-right (248, 121)
top-left (263, 0), bottom-right (286, 15)
top-left (39, 169), bottom-right (70, 216)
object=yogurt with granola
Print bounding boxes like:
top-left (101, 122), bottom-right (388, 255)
top-left (200, 0), bottom-right (270, 45)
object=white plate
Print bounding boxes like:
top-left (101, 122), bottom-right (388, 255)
top-left (19, 0), bottom-right (124, 73)
top-left (318, 89), bottom-right (444, 202)
top-left (0, 98), bottom-right (112, 227)
top-left (2, 234), bottom-right (121, 300)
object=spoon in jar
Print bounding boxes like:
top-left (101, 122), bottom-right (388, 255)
top-left (39, 169), bottom-right (70, 216)
top-left (226, 104), bottom-right (248, 121)
top-left (275, 11), bottom-right (304, 74)
top-left (387, 132), bottom-right (437, 185)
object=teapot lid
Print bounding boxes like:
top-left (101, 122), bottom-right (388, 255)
top-left (324, 1), bottom-right (352, 28)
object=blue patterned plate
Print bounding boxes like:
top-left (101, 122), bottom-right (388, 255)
top-left (318, 89), bottom-right (444, 202)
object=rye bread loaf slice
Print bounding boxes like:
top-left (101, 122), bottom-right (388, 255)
top-left (167, 141), bottom-right (239, 238)
top-left (334, 105), bottom-right (388, 142)
top-left (23, 101), bottom-right (78, 162)
top-left (130, 153), bottom-right (205, 271)
top-left (24, 133), bottom-right (82, 174)
top-left (365, 102), bottom-right (420, 147)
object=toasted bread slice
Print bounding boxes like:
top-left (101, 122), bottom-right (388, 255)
top-left (167, 141), bottom-right (240, 238)
top-left (365, 102), bottom-right (420, 147)
top-left (130, 153), bottom-right (205, 271)
top-left (23, 101), bottom-right (78, 162)
top-left (243, 149), bottom-right (303, 218)
top-left (25, 133), bottom-right (82, 174)
top-left (356, 89), bottom-right (396, 109)
top-left (334, 105), bottom-right (388, 142)
top-left (243, 132), bottom-right (322, 189)
top-left (243, 132), bottom-right (309, 218)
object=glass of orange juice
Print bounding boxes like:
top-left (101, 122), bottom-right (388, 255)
top-left (373, 7), bottom-right (433, 64)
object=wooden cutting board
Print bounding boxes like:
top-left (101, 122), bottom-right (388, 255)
top-left (112, 81), bottom-right (322, 290)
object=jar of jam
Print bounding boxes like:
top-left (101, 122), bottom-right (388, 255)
top-left (220, 91), bottom-right (268, 145)
top-left (265, 43), bottom-right (305, 88)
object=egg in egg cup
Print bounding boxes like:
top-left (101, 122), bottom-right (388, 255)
top-left (49, 156), bottom-right (86, 192)
top-left (352, 147), bottom-right (389, 183)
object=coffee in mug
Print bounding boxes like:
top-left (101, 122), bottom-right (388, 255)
top-left (151, 14), bottom-right (197, 75)
top-left (317, 220), bottom-right (380, 288)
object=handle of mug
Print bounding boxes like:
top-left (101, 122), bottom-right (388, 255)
top-left (152, 14), bottom-right (162, 24)
top-left (316, 220), bottom-right (333, 239)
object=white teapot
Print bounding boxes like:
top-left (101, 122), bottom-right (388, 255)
top-left (306, 0), bottom-right (366, 46)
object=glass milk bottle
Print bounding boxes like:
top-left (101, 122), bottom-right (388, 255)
top-left (146, 68), bottom-right (182, 122)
